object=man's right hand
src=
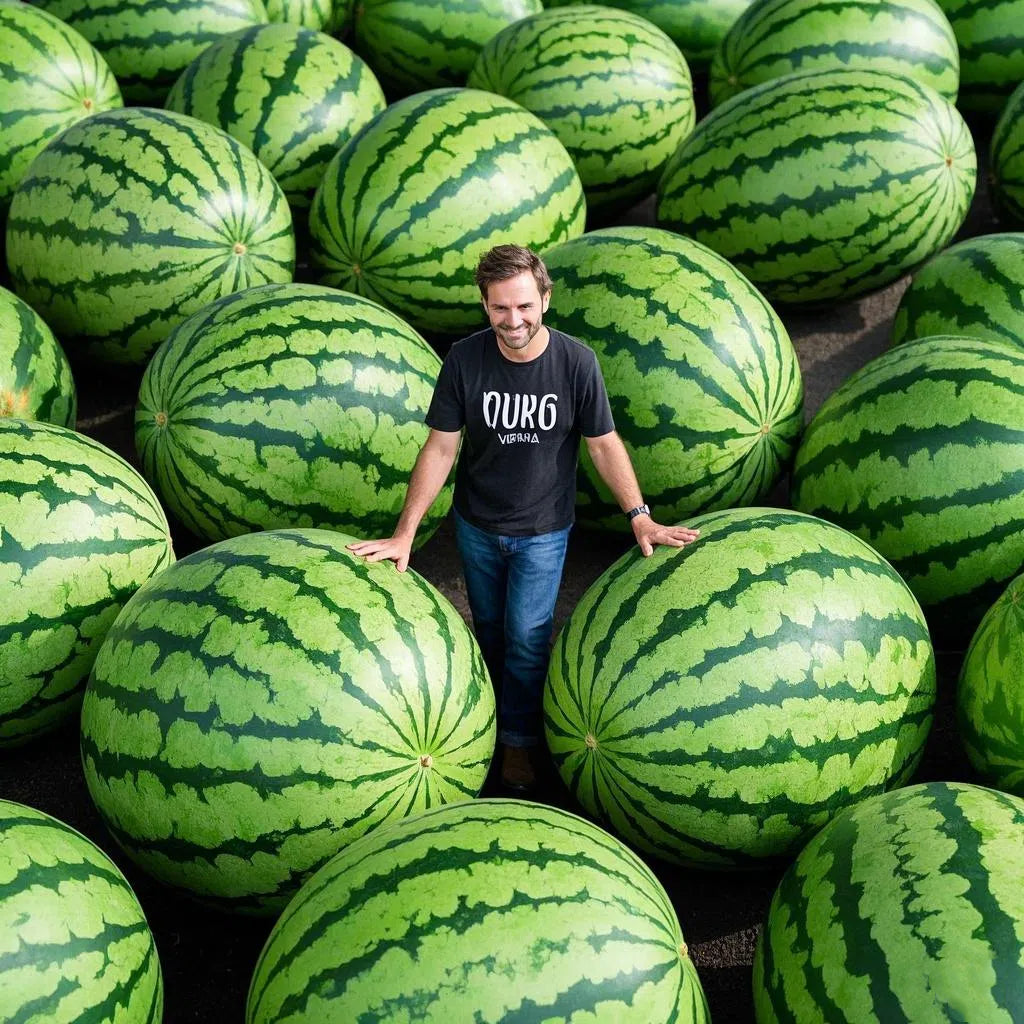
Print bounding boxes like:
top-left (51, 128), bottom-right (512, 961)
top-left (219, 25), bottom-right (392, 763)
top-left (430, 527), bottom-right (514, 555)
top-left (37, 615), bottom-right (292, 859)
top-left (347, 535), bottom-right (414, 572)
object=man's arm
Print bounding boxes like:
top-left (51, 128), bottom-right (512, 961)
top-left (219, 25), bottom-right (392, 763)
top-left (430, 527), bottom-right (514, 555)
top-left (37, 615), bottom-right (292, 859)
top-left (584, 430), bottom-right (700, 557)
top-left (347, 427), bottom-right (461, 571)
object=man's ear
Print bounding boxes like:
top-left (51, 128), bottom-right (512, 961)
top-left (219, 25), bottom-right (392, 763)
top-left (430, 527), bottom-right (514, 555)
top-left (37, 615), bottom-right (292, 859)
top-left (542, 290), bottom-right (551, 313)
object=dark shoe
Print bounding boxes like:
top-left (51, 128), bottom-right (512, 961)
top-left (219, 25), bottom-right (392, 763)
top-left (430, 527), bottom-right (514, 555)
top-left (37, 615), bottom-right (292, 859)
top-left (501, 743), bottom-right (538, 793)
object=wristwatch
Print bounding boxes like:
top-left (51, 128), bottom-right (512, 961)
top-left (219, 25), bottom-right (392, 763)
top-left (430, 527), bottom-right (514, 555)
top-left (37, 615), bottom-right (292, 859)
top-left (625, 504), bottom-right (651, 522)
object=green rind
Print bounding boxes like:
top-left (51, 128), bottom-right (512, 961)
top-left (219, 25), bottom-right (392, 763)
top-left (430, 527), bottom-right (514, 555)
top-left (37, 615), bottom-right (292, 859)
top-left (991, 80), bottom-right (1024, 226)
top-left (0, 418), bottom-right (173, 747)
top-left (791, 334), bottom-right (1024, 639)
top-left (35, 0), bottom-right (270, 104)
top-left (80, 528), bottom-right (496, 914)
top-left (165, 24), bottom-right (385, 210)
top-left (0, 284), bottom-right (76, 426)
top-left (135, 283), bottom-right (452, 545)
top-left (937, 0), bottom-right (1024, 115)
top-left (247, 799), bottom-right (710, 1023)
top-left (0, 800), bottom-right (163, 1024)
top-left (544, 506), bottom-right (936, 868)
top-left (657, 67), bottom-right (975, 305)
top-left (353, 0), bottom-right (543, 97)
top-left (0, 0), bottom-right (122, 210)
top-left (541, 227), bottom-right (803, 530)
top-left (6, 106), bottom-right (295, 366)
top-left (957, 574), bottom-right (1024, 796)
top-left (309, 87), bottom-right (586, 335)
top-left (753, 782), bottom-right (1024, 1022)
top-left (264, 0), bottom-right (334, 29)
top-left (892, 232), bottom-right (1024, 349)
top-left (710, 0), bottom-right (960, 107)
top-left (545, 0), bottom-right (755, 69)
top-left (468, 6), bottom-right (695, 212)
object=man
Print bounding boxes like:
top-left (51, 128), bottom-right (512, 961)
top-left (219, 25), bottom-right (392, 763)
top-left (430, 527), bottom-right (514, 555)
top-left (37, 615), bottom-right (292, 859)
top-left (349, 244), bottom-right (699, 791)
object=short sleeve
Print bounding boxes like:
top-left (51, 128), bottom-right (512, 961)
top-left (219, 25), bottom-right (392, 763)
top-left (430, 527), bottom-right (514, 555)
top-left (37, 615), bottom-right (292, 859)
top-left (577, 348), bottom-right (615, 437)
top-left (425, 350), bottom-right (465, 431)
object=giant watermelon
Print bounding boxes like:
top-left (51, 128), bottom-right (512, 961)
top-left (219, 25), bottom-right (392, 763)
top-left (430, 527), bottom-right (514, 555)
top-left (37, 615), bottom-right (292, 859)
top-left (545, 506), bottom-right (936, 867)
top-left (6, 107), bottom-right (295, 365)
top-left (81, 528), bottom-right (496, 914)
top-left (657, 68), bottom-right (975, 305)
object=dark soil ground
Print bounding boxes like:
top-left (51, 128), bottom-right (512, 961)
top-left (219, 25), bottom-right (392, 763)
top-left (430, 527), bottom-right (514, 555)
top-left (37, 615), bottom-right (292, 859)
top-left (0, 119), bottom-right (1001, 1022)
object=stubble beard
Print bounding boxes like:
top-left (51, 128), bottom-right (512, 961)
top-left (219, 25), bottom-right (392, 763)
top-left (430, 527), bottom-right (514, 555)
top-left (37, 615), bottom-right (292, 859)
top-left (497, 321), bottom-right (539, 351)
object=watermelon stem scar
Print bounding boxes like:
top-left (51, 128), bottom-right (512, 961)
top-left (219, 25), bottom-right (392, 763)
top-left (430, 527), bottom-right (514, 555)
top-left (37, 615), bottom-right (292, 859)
top-left (154, 411), bottom-right (168, 428)
top-left (0, 389), bottom-right (31, 417)
top-left (585, 733), bottom-right (598, 750)
top-left (679, 941), bottom-right (689, 960)
top-left (233, 242), bottom-right (247, 255)
top-left (82, 97), bottom-right (93, 110)
top-left (419, 755), bottom-right (433, 768)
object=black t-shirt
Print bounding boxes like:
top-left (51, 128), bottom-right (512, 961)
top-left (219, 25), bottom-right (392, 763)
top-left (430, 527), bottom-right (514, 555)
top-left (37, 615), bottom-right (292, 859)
top-left (426, 327), bottom-right (615, 535)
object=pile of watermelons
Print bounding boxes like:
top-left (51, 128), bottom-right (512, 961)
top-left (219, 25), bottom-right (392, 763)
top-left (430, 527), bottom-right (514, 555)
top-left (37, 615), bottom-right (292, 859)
top-left (1, 0), bottom-right (1024, 1020)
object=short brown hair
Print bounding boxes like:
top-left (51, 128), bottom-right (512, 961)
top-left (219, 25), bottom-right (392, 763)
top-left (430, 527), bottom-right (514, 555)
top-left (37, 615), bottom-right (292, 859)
top-left (475, 244), bottom-right (552, 298)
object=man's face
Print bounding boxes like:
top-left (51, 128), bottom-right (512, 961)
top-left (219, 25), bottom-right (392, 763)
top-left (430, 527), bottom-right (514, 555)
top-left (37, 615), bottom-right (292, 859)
top-left (482, 271), bottom-right (551, 353)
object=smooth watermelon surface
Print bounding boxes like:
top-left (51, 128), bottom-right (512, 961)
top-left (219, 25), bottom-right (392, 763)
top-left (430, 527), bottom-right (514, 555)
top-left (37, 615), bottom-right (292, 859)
top-left (0, 418), bottom-right (173, 747)
top-left (6, 106), bottom-right (295, 365)
top-left (135, 283), bottom-right (452, 545)
top-left (34, 0), bottom-right (270, 104)
top-left (710, 0), bottom-right (959, 107)
top-left (791, 334), bottom-right (1024, 641)
top-left (0, 799), bottom-right (163, 1024)
top-left (992, 80), bottom-right (1024, 226)
top-left (309, 88), bottom-right (585, 335)
top-left (352, 0), bottom-right (542, 96)
top-left (542, 227), bottom-right (803, 529)
top-left (657, 67), bottom-right (975, 305)
top-left (247, 799), bottom-right (710, 1023)
top-left (958, 573), bottom-right (1024, 796)
top-left (81, 528), bottom-right (496, 914)
top-left (166, 23), bottom-right (385, 210)
top-left (545, 507), bottom-right (936, 867)
top-left (468, 5), bottom-right (695, 212)
top-left (937, 0), bottom-right (1024, 115)
top-left (0, 284), bottom-right (75, 426)
top-left (753, 782), bottom-right (1024, 1022)
top-left (892, 233), bottom-right (1024, 349)
top-left (0, 0), bottom-right (121, 211)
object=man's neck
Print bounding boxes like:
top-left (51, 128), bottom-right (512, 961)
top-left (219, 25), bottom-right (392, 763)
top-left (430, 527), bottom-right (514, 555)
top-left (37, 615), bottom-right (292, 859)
top-left (496, 325), bottom-right (550, 363)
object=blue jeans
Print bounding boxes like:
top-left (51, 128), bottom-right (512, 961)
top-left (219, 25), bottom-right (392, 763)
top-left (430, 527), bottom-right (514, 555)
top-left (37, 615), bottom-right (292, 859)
top-left (453, 511), bottom-right (571, 748)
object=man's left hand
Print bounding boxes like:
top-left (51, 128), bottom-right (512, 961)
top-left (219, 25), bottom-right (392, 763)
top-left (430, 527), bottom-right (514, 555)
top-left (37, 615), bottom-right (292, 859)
top-left (632, 517), bottom-right (700, 557)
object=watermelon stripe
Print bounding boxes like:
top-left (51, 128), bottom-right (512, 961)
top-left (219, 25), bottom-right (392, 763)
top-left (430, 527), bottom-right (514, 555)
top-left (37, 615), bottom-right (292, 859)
top-left (544, 228), bottom-right (802, 530)
top-left (658, 68), bottom-right (974, 303)
top-left (34, 0), bottom-right (269, 103)
top-left (166, 24), bottom-right (385, 208)
top-left (0, 802), bottom-right (163, 1023)
top-left (253, 807), bottom-right (680, 1016)
top-left (136, 284), bottom-right (449, 545)
top-left (893, 233), bottom-right (1024, 348)
top-left (82, 529), bottom-right (494, 912)
top-left (467, 6), bottom-right (694, 209)
top-left (309, 88), bottom-right (585, 333)
top-left (756, 783), bottom-right (1024, 1020)
top-left (710, 0), bottom-right (959, 106)
top-left (0, 3), bottom-right (122, 205)
top-left (546, 507), bottom-right (935, 867)
top-left (791, 335), bottom-right (1024, 627)
top-left (925, 787), bottom-right (1024, 1007)
top-left (7, 107), bottom-right (294, 364)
